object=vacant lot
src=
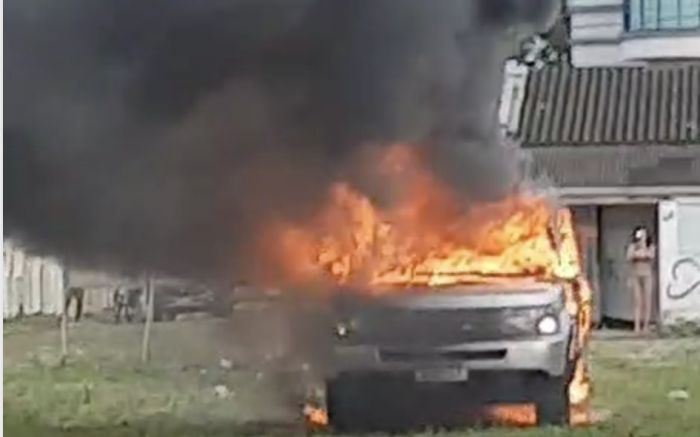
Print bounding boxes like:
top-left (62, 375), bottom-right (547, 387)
top-left (4, 317), bottom-right (700, 437)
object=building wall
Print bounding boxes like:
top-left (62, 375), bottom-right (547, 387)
top-left (658, 197), bottom-right (700, 324)
top-left (570, 205), bottom-right (603, 324)
top-left (571, 44), bottom-right (629, 66)
top-left (570, 2), bottom-right (625, 42)
top-left (568, 0), bottom-right (700, 66)
top-left (567, 199), bottom-right (700, 327)
top-left (3, 240), bottom-right (65, 319)
top-left (498, 60), bottom-right (529, 135)
top-left (3, 240), bottom-right (129, 319)
top-left (65, 269), bottom-right (142, 314)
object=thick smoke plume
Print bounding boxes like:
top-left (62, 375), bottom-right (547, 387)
top-left (5, 0), bottom-right (557, 280)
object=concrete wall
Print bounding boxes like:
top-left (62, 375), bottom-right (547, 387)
top-left (563, 197), bottom-right (700, 326)
top-left (620, 33), bottom-right (700, 62)
top-left (498, 60), bottom-right (529, 136)
top-left (3, 240), bottom-right (135, 319)
top-left (3, 240), bottom-right (64, 319)
top-left (570, 205), bottom-right (603, 324)
top-left (658, 197), bottom-right (700, 324)
top-left (65, 269), bottom-right (145, 314)
top-left (570, 2), bottom-right (624, 42)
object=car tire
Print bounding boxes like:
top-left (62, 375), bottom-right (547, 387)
top-left (326, 376), bottom-right (361, 433)
top-left (327, 374), bottom-right (412, 433)
top-left (328, 375), bottom-right (388, 433)
top-left (535, 375), bottom-right (570, 426)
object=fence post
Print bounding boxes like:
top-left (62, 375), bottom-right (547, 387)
top-left (60, 286), bottom-right (68, 366)
top-left (141, 274), bottom-right (155, 363)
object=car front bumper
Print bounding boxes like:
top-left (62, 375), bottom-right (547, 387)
top-left (332, 330), bottom-right (570, 378)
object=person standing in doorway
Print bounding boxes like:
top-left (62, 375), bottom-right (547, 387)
top-left (626, 226), bottom-right (655, 334)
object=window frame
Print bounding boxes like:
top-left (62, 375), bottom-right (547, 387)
top-left (624, 0), bottom-right (700, 32)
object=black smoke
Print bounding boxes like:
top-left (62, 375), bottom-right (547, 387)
top-left (5, 0), bottom-right (557, 280)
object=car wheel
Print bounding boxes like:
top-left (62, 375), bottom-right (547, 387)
top-left (327, 374), bottom-right (411, 433)
top-left (535, 375), bottom-right (570, 426)
top-left (326, 376), bottom-right (358, 433)
top-left (328, 375), bottom-right (387, 433)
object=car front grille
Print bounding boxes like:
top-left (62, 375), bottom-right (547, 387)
top-left (347, 307), bottom-right (541, 347)
top-left (379, 348), bottom-right (507, 362)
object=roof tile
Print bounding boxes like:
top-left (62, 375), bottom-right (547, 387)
top-left (518, 63), bottom-right (700, 146)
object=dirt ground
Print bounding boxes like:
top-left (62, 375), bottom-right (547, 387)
top-left (4, 316), bottom-right (700, 437)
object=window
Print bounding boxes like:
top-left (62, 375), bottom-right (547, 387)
top-left (625, 0), bottom-right (700, 31)
top-left (678, 202), bottom-right (700, 255)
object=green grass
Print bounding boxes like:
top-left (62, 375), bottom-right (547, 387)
top-left (4, 317), bottom-right (700, 436)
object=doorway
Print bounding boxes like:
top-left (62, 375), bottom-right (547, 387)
top-left (599, 205), bottom-right (658, 324)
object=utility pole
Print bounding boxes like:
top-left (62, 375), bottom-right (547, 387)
top-left (141, 274), bottom-right (155, 363)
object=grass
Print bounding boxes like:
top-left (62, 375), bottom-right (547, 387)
top-left (4, 316), bottom-right (700, 437)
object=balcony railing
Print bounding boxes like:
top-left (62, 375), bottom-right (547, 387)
top-left (624, 0), bottom-right (700, 32)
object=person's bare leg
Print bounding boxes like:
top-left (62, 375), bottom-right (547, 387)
top-left (633, 277), bottom-right (642, 334)
top-left (642, 275), bottom-right (653, 333)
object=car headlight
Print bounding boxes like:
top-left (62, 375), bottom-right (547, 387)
top-left (334, 318), bottom-right (359, 339)
top-left (537, 314), bottom-right (559, 335)
top-left (335, 322), bottom-right (350, 338)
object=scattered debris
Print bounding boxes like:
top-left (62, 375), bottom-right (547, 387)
top-left (219, 358), bottom-right (233, 370)
top-left (590, 408), bottom-right (613, 423)
top-left (213, 384), bottom-right (230, 399)
top-left (175, 312), bottom-right (210, 321)
top-left (667, 389), bottom-right (690, 401)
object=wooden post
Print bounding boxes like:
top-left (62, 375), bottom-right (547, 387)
top-left (141, 274), bottom-right (155, 363)
top-left (60, 287), bottom-right (68, 366)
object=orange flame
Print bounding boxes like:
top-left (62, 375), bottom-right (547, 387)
top-left (264, 144), bottom-right (592, 426)
top-left (264, 145), bottom-right (584, 288)
top-left (484, 404), bottom-right (536, 427)
top-left (303, 404), bottom-right (329, 428)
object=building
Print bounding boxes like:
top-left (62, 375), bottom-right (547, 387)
top-left (64, 268), bottom-right (133, 316)
top-left (569, 0), bottom-right (700, 66)
top-left (501, 0), bottom-right (700, 327)
top-left (3, 239), bottom-right (65, 319)
top-left (3, 239), bottom-right (129, 320)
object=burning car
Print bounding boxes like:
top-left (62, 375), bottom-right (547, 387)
top-left (261, 145), bottom-right (592, 430)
